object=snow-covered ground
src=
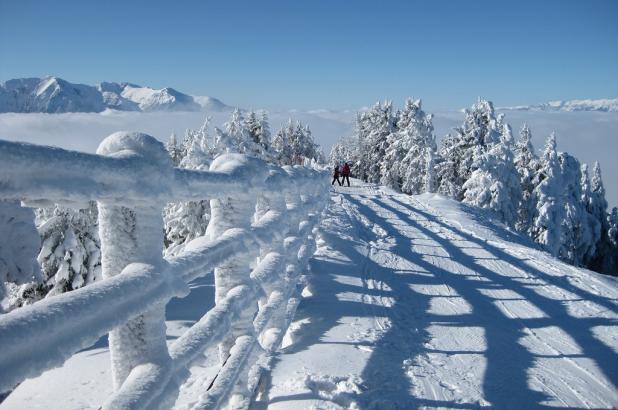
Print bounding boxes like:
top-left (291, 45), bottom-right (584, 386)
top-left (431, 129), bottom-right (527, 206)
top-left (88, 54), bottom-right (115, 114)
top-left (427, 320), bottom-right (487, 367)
top-left (2, 275), bottom-right (219, 409)
top-left (260, 182), bottom-right (618, 409)
top-left (4, 181), bottom-right (617, 409)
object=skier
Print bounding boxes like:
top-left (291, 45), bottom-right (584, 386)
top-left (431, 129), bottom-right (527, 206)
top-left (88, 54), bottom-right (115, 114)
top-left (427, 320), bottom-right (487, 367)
top-left (341, 162), bottom-right (351, 187)
top-left (332, 164), bottom-right (342, 186)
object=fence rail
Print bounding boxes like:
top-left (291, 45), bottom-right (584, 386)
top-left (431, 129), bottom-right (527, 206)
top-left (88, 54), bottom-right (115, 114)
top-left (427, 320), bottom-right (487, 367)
top-left (0, 131), bottom-right (328, 410)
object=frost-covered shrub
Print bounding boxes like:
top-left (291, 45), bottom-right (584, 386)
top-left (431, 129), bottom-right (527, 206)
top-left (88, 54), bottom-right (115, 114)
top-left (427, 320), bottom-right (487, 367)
top-left (35, 203), bottom-right (101, 297)
top-left (0, 200), bottom-right (42, 312)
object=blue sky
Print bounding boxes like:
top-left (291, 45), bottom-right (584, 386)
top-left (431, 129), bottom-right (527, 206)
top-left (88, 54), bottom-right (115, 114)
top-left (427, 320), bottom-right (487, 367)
top-left (1, 0), bottom-right (617, 111)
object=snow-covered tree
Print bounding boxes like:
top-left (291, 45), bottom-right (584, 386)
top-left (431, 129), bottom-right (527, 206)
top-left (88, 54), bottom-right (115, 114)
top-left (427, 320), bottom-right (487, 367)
top-left (399, 100), bottom-right (437, 194)
top-left (609, 208), bottom-right (618, 248)
top-left (34, 203), bottom-right (102, 298)
top-left (436, 98), bottom-right (501, 200)
top-left (358, 101), bottom-right (396, 183)
top-left (272, 119), bottom-right (320, 165)
top-left (225, 108), bottom-right (246, 145)
top-left (166, 132), bottom-right (182, 166)
top-left (513, 123), bottom-right (538, 233)
top-left (424, 147), bottom-right (437, 193)
top-left (462, 123), bottom-right (522, 227)
top-left (586, 162), bottom-right (614, 272)
top-left (379, 129), bottom-right (407, 190)
top-left (272, 119), bottom-right (294, 165)
top-left (163, 118), bottom-right (213, 255)
top-left (0, 201), bottom-right (42, 312)
top-left (557, 153), bottom-right (592, 265)
top-left (435, 134), bottom-right (460, 198)
top-left (329, 136), bottom-right (360, 174)
top-left (531, 133), bottom-right (564, 256)
top-left (243, 110), bottom-right (271, 159)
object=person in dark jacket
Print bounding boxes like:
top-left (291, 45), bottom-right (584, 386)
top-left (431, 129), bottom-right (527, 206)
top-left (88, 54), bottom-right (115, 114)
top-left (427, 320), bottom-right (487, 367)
top-left (341, 162), bottom-right (351, 187)
top-left (332, 164), bottom-right (342, 186)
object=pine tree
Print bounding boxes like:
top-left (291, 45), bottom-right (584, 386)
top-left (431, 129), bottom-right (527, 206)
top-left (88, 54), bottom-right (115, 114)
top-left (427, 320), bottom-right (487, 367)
top-left (272, 119), bottom-right (294, 165)
top-left (513, 123), bottom-right (538, 233)
top-left (436, 98), bottom-right (500, 200)
top-left (35, 203), bottom-right (102, 297)
top-left (557, 153), bottom-right (591, 265)
top-left (587, 162), bottom-right (613, 272)
top-left (163, 118), bottom-right (213, 255)
top-left (329, 137), bottom-right (360, 171)
top-left (424, 147), bottom-right (437, 193)
top-left (272, 119), bottom-right (319, 165)
top-left (579, 164), bottom-right (600, 264)
top-left (358, 101), bottom-right (395, 183)
top-left (462, 123), bottom-right (522, 227)
top-left (166, 132), bottom-right (182, 166)
top-left (0, 200), bottom-right (42, 312)
top-left (225, 108), bottom-right (245, 146)
top-left (436, 134), bottom-right (460, 198)
top-left (379, 130), bottom-right (406, 190)
top-left (399, 100), bottom-right (437, 194)
top-left (531, 133), bottom-right (564, 256)
top-left (243, 110), bottom-right (269, 158)
top-left (609, 207), bottom-right (618, 248)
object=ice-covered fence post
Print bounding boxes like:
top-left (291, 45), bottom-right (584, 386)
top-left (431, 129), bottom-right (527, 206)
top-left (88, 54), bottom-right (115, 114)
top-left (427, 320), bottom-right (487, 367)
top-left (96, 132), bottom-right (173, 390)
top-left (205, 154), bottom-right (268, 363)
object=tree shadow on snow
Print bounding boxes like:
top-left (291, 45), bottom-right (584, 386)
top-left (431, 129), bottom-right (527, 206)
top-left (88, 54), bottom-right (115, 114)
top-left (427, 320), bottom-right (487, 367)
top-left (345, 194), bottom-right (618, 409)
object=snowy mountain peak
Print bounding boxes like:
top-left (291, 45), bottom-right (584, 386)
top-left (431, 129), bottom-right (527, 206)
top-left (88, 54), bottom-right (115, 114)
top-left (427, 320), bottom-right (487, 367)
top-left (0, 77), bottom-right (232, 113)
top-left (500, 98), bottom-right (618, 112)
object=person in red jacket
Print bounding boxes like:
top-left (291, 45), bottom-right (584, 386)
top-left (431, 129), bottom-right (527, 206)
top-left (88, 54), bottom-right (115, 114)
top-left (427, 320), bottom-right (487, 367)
top-left (341, 162), bottom-right (351, 187)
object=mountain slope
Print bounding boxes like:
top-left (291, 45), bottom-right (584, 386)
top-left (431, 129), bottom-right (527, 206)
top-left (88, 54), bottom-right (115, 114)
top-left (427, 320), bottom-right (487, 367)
top-left (0, 77), bottom-right (105, 113)
top-left (262, 182), bottom-right (618, 409)
top-left (0, 77), bottom-right (231, 113)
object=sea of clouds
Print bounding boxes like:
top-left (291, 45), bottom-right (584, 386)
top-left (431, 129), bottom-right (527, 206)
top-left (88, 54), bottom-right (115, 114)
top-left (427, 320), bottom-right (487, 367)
top-left (0, 109), bottom-right (616, 207)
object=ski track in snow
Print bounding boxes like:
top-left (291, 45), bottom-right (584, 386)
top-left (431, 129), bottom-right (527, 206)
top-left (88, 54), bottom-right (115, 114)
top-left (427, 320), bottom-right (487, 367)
top-left (3, 181), bottom-right (618, 409)
top-left (260, 181), bottom-right (618, 410)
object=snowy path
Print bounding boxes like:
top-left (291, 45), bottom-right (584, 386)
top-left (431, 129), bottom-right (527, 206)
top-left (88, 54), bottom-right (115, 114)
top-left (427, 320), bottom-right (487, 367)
top-left (258, 182), bottom-right (618, 409)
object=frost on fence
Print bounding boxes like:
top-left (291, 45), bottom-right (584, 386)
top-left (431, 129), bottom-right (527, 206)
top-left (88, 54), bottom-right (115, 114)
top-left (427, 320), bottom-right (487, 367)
top-left (0, 131), bottom-right (329, 409)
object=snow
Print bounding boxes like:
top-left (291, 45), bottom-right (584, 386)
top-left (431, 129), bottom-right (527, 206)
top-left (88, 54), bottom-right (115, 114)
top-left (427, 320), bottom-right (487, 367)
top-left (0, 77), bottom-right (228, 114)
top-left (5, 180), bottom-right (616, 408)
top-left (262, 181), bottom-right (618, 409)
top-left (120, 85), bottom-right (201, 112)
top-left (193, 96), bottom-right (231, 112)
top-left (0, 200), bottom-right (41, 311)
top-left (0, 128), bottom-right (327, 408)
top-left (500, 98), bottom-right (618, 112)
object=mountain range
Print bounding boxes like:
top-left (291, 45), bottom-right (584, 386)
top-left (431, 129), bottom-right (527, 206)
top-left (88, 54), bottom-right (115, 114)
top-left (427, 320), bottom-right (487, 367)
top-left (499, 98), bottom-right (618, 112)
top-left (2, 77), bottom-right (617, 115)
top-left (0, 76), bottom-right (232, 113)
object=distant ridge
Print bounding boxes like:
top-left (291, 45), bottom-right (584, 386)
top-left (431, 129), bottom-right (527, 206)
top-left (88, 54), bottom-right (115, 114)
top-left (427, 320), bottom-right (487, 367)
top-left (499, 98), bottom-right (618, 112)
top-left (0, 76), bottom-right (233, 113)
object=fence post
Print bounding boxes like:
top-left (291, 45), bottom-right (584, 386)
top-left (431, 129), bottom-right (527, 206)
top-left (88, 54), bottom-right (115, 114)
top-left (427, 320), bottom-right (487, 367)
top-left (206, 154), bottom-right (266, 363)
top-left (96, 132), bottom-right (173, 390)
